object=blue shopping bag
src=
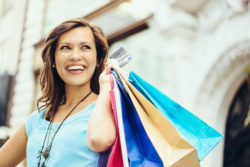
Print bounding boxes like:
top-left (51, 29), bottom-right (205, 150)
top-left (112, 71), bottom-right (163, 167)
top-left (128, 71), bottom-right (223, 161)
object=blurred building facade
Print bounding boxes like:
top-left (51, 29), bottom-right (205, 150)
top-left (0, 0), bottom-right (249, 167)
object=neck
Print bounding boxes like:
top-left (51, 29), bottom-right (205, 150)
top-left (64, 84), bottom-right (92, 107)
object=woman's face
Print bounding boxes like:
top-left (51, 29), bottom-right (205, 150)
top-left (54, 26), bottom-right (97, 88)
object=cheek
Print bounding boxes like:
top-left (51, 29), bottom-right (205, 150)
top-left (54, 54), bottom-right (65, 77)
top-left (89, 60), bottom-right (97, 75)
top-left (54, 52), bottom-right (66, 68)
top-left (55, 58), bottom-right (61, 68)
top-left (88, 56), bottom-right (98, 77)
top-left (89, 51), bottom-right (98, 67)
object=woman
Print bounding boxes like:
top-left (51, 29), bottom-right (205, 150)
top-left (0, 18), bottom-right (116, 167)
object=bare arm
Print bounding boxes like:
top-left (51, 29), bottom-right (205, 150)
top-left (0, 124), bottom-right (27, 167)
top-left (87, 63), bottom-right (116, 152)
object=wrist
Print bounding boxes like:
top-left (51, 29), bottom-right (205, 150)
top-left (99, 82), bottom-right (111, 93)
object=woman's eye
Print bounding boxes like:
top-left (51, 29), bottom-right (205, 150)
top-left (81, 45), bottom-right (91, 50)
top-left (60, 46), bottom-right (70, 50)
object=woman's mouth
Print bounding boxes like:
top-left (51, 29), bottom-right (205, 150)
top-left (66, 65), bottom-right (85, 74)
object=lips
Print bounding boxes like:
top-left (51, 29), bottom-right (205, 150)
top-left (66, 64), bottom-right (86, 73)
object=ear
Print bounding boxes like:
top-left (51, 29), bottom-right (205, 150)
top-left (96, 58), bottom-right (100, 68)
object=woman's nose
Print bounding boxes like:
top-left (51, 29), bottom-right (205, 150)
top-left (70, 48), bottom-right (81, 60)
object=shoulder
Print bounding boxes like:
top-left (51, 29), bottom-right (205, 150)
top-left (25, 110), bottom-right (44, 138)
top-left (26, 110), bottom-right (43, 121)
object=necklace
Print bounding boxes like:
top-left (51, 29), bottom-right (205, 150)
top-left (37, 90), bottom-right (92, 167)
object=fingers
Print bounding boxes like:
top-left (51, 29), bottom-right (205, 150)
top-left (104, 64), bottom-right (112, 74)
top-left (105, 59), bottom-right (119, 70)
top-left (102, 59), bottom-right (120, 77)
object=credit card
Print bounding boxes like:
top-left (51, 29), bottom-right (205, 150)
top-left (109, 47), bottom-right (132, 67)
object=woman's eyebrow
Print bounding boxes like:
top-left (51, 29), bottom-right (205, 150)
top-left (58, 41), bottom-right (94, 45)
top-left (57, 42), bottom-right (70, 45)
top-left (79, 41), bottom-right (95, 45)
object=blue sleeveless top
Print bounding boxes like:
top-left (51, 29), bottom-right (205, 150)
top-left (25, 102), bottom-right (99, 167)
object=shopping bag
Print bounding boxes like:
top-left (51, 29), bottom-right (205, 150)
top-left (110, 74), bottom-right (129, 167)
top-left (97, 148), bottom-right (111, 167)
top-left (128, 71), bottom-right (223, 160)
top-left (97, 74), bottom-right (124, 167)
top-left (112, 71), bottom-right (163, 167)
top-left (113, 68), bottom-right (200, 167)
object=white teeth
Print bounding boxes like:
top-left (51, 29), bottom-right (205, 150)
top-left (67, 66), bottom-right (84, 70)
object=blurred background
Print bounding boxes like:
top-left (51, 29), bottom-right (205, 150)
top-left (0, 0), bottom-right (249, 166)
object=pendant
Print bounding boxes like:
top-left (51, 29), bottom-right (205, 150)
top-left (43, 147), bottom-right (50, 159)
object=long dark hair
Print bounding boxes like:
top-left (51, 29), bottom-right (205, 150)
top-left (37, 18), bottom-right (109, 119)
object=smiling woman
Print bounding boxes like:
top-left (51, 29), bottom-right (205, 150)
top-left (54, 27), bottom-right (97, 88)
top-left (0, 18), bottom-right (116, 167)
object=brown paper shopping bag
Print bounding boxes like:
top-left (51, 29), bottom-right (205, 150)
top-left (114, 68), bottom-right (200, 167)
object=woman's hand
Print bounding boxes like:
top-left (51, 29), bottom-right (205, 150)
top-left (98, 59), bottom-right (119, 92)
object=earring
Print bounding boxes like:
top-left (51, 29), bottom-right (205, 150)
top-left (52, 64), bottom-right (55, 68)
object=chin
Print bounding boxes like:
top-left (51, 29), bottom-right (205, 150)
top-left (65, 79), bottom-right (91, 87)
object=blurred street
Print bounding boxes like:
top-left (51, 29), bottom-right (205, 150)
top-left (0, 0), bottom-right (250, 166)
